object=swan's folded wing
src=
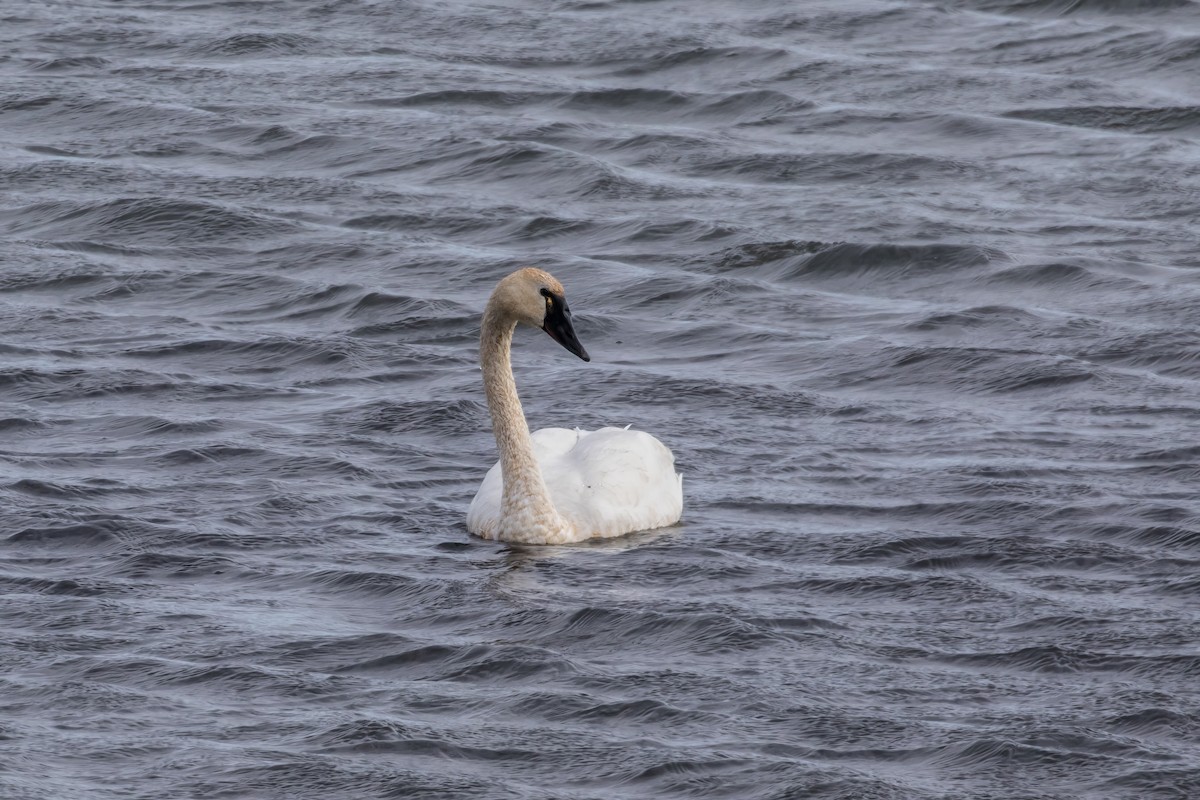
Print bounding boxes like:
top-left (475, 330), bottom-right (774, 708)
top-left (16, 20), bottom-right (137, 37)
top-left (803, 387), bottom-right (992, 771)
top-left (530, 427), bottom-right (582, 459)
top-left (546, 426), bottom-right (683, 538)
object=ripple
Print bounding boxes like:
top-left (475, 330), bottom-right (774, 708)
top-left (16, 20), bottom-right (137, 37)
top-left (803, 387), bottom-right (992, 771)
top-left (1006, 104), bottom-right (1200, 133)
top-left (2, 197), bottom-right (296, 246)
top-left (189, 32), bottom-right (322, 57)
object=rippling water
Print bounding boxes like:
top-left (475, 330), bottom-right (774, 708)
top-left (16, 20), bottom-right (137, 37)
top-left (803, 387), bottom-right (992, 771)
top-left (3, 0), bottom-right (1200, 797)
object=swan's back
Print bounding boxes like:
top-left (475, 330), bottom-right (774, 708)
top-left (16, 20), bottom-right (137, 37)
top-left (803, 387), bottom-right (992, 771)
top-left (468, 426), bottom-right (682, 541)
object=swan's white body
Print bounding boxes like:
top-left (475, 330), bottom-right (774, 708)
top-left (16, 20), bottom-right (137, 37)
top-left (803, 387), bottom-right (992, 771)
top-left (466, 268), bottom-right (683, 545)
top-left (468, 426), bottom-right (683, 544)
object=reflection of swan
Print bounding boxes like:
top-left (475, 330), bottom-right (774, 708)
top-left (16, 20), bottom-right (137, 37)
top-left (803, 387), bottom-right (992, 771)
top-left (467, 268), bottom-right (683, 545)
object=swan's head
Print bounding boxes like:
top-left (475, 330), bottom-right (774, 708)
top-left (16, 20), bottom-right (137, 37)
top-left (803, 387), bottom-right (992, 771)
top-left (492, 268), bottom-right (590, 362)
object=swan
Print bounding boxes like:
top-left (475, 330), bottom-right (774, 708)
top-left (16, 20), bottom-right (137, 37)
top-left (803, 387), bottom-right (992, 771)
top-left (466, 267), bottom-right (683, 545)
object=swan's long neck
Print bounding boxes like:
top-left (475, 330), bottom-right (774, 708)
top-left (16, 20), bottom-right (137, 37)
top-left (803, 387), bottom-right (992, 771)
top-left (480, 303), bottom-right (570, 542)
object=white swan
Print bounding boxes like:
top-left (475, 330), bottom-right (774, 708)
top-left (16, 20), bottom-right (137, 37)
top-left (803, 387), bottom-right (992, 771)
top-left (466, 267), bottom-right (683, 545)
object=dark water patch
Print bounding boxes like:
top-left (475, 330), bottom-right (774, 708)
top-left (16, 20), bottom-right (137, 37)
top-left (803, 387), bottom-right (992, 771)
top-left (0, 365), bottom-right (303, 403)
top-left (189, 758), bottom-right (507, 800)
top-left (13, 679), bottom-right (171, 716)
top-left (937, 645), bottom-right (1200, 679)
top-left (624, 217), bottom-right (740, 245)
top-left (836, 535), bottom-right (974, 562)
top-left (302, 569), bottom-right (461, 603)
top-left (29, 240), bottom-right (150, 259)
top-left (1092, 524), bottom-right (1200, 552)
top-left (607, 45), bottom-right (794, 77)
top-left (366, 89), bottom-right (553, 109)
top-left (346, 292), bottom-right (473, 334)
top-left (553, 696), bottom-right (727, 728)
top-left (616, 374), bottom-right (816, 417)
top-left (155, 444), bottom-right (373, 482)
top-left (75, 655), bottom-right (339, 696)
top-left (1088, 402), bottom-right (1200, 419)
top-left (370, 84), bottom-right (809, 127)
top-left (541, 605), bottom-right (795, 655)
top-left (895, 537), bottom-right (1131, 574)
top-left (828, 344), bottom-right (1096, 394)
top-left (709, 498), bottom-right (1053, 532)
top-left (1079, 329), bottom-right (1200, 379)
top-left (1101, 767), bottom-right (1200, 797)
top-left (390, 139), bottom-right (694, 201)
top-left (154, 444), bottom-right (271, 466)
top-left (336, 642), bottom-right (576, 683)
top-left (503, 213), bottom-right (598, 242)
top-left (252, 240), bottom-right (390, 271)
top-left (1006, 104), bottom-right (1200, 133)
top-left (794, 573), bottom-right (999, 604)
top-left (342, 209), bottom-right (514, 239)
top-left (779, 242), bottom-right (1004, 284)
top-left (619, 272), bottom-right (769, 316)
top-left (564, 87), bottom-right (811, 126)
top-left (329, 398), bottom-right (484, 437)
top-left (0, 94), bottom-right (221, 139)
top-left (316, 730), bottom-right (540, 762)
top-left (1104, 707), bottom-right (1200, 739)
top-left (122, 334), bottom-right (375, 374)
top-left (9, 478), bottom-right (118, 500)
top-left (0, 94), bottom-right (62, 112)
top-left (256, 632), bottom-right (418, 675)
top-left (6, 519), bottom-right (138, 549)
top-left (0, 416), bottom-right (46, 433)
top-left (2, 197), bottom-right (296, 246)
top-left (971, 0), bottom-right (1196, 15)
top-left (108, 552), bottom-right (244, 580)
top-left (93, 269), bottom-right (322, 317)
top-left (926, 736), bottom-right (1118, 775)
top-left (1157, 576), bottom-right (1200, 597)
top-left (189, 32), bottom-right (322, 57)
top-left (616, 755), bottom-right (758, 792)
top-left (1001, 614), bottom-right (1120, 633)
top-left (13, 415), bottom-right (227, 447)
top-left (209, 128), bottom-right (403, 173)
top-left (704, 240), bottom-right (1005, 290)
top-left (691, 151), bottom-right (981, 186)
top-left (706, 239), bottom-right (833, 271)
top-left (1128, 445), bottom-right (1200, 464)
top-left (28, 56), bottom-right (112, 72)
top-left (904, 305), bottom-right (1045, 333)
top-left (397, 140), bottom-right (600, 191)
top-left (0, 575), bottom-right (109, 597)
top-left (1080, 31), bottom-right (1200, 75)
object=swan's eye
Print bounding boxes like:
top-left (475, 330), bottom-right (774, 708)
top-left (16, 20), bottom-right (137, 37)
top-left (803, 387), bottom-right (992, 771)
top-left (545, 295), bottom-right (553, 312)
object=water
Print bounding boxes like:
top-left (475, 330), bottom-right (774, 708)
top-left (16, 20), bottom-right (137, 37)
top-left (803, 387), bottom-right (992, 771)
top-left (3, 0), bottom-right (1200, 797)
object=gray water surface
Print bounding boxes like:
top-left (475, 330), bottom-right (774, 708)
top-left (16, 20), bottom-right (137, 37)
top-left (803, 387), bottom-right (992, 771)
top-left (3, 0), bottom-right (1200, 798)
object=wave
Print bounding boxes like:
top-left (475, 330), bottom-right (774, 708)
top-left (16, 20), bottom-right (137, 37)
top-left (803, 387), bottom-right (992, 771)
top-left (690, 151), bottom-right (981, 185)
top-left (936, 645), bottom-right (1200, 679)
top-left (3, 197), bottom-right (296, 246)
top-left (971, 0), bottom-right (1195, 15)
top-left (1006, 104), bottom-right (1200, 133)
top-left (363, 86), bottom-right (812, 126)
top-left (188, 32), bottom-right (321, 57)
top-left (705, 241), bottom-right (1006, 290)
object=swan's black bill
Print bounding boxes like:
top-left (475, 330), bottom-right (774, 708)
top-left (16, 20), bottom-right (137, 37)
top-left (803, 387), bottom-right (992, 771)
top-left (541, 290), bottom-right (590, 362)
